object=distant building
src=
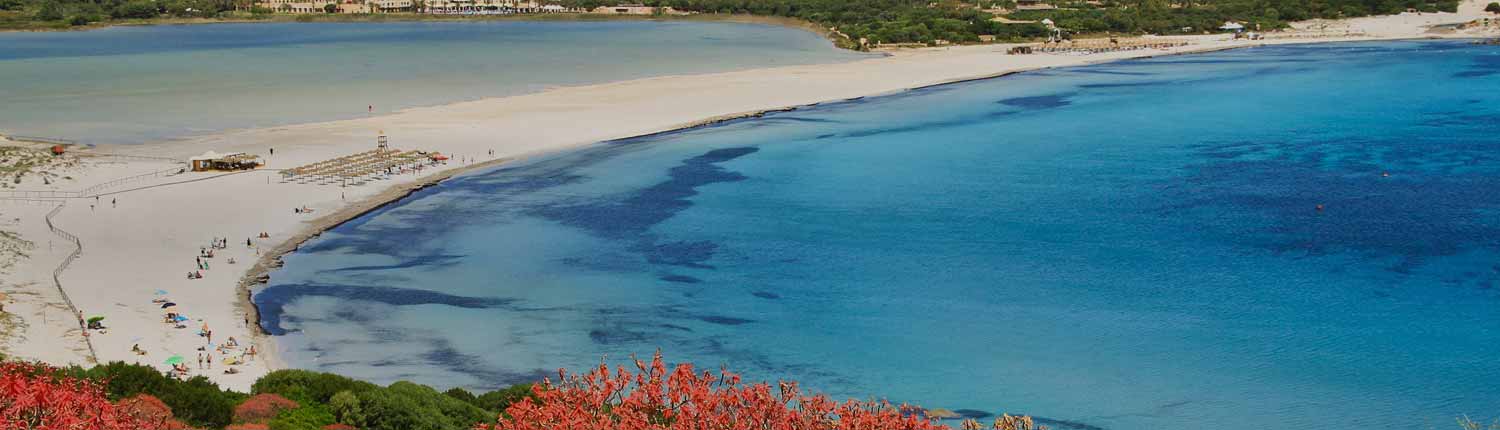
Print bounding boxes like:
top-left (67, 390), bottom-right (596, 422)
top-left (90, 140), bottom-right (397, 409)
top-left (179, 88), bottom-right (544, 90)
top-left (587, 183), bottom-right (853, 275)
top-left (189, 152), bottom-right (261, 172)
top-left (425, 0), bottom-right (541, 13)
top-left (589, 4), bottom-right (684, 15)
top-left (1014, 0), bottom-right (1056, 11)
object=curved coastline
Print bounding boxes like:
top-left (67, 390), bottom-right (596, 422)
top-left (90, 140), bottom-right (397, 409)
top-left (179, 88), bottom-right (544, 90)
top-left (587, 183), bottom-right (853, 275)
top-left (231, 35), bottom-right (1414, 369)
top-left (7, 6), bottom-right (1483, 392)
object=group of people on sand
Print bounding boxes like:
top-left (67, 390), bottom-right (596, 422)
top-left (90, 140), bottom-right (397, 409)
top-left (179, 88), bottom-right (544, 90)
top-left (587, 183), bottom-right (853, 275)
top-left (158, 234), bottom-right (263, 380)
top-left (190, 237), bottom-right (241, 278)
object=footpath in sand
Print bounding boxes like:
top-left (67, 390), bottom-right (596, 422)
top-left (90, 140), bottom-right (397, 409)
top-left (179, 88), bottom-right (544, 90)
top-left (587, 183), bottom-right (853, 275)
top-left (0, 6), bottom-right (1494, 391)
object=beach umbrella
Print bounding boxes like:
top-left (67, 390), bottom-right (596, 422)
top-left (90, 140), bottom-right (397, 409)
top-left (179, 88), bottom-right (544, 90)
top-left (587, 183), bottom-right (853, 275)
top-left (174, 315), bottom-right (189, 322)
top-left (160, 302), bottom-right (177, 309)
top-left (87, 316), bottom-right (105, 324)
top-left (164, 355), bottom-right (184, 366)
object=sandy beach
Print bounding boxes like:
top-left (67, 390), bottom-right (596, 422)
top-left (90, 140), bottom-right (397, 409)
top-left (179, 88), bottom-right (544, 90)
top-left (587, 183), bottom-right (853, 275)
top-left (0, 4), bottom-right (1494, 391)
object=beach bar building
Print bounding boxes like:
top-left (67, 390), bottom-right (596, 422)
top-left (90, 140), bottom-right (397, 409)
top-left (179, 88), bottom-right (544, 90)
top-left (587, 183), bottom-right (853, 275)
top-left (190, 151), bottom-right (262, 172)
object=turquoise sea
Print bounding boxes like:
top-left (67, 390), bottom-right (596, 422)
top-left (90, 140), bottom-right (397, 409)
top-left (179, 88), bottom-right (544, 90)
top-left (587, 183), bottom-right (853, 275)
top-left (258, 40), bottom-right (1500, 430)
top-left (0, 21), bottom-right (869, 144)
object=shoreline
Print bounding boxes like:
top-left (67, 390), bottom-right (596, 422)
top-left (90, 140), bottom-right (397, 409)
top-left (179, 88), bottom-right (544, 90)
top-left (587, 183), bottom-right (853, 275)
top-left (231, 33), bottom-right (1422, 347)
top-left (3, 6), bottom-right (1492, 391)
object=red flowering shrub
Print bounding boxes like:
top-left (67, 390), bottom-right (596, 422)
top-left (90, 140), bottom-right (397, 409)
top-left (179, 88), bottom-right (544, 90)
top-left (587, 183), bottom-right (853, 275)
top-left (227, 423), bottom-right (271, 430)
top-left (234, 393), bottom-right (299, 424)
top-left (478, 352), bottom-right (990, 430)
top-left (117, 394), bottom-right (189, 430)
top-left (0, 361), bottom-right (160, 430)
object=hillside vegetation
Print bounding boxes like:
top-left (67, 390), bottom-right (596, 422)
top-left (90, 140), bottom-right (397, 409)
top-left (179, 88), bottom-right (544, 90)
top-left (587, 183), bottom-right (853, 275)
top-left (1, 0), bottom-right (1463, 44)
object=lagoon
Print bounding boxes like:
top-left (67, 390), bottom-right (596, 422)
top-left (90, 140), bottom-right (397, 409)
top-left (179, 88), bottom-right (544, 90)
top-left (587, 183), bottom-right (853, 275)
top-left (259, 40), bottom-right (1500, 430)
top-left (0, 21), bottom-right (869, 144)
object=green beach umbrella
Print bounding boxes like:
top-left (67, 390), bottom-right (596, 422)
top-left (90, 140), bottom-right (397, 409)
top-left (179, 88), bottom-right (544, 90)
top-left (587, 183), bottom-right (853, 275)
top-left (87, 316), bottom-right (105, 324)
top-left (165, 355), bottom-right (184, 366)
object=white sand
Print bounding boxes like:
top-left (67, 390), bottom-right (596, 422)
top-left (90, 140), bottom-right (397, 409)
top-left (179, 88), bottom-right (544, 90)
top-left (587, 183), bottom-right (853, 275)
top-left (0, 4), bottom-right (1493, 391)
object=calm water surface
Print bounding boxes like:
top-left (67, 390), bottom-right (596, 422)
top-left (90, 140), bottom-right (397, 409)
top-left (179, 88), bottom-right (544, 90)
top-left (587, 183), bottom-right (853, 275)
top-left (259, 40), bottom-right (1500, 430)
top-left (0, 21), bottom-right (869, 144)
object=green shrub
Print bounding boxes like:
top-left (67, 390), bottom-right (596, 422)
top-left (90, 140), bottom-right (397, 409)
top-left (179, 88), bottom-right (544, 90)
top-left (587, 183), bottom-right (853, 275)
top-left (74, 361), bottom-right (242, 428)
top-left (355, 381), bottom-right (492, 430)
top-left (34, 2), bottom-right (64, 20)
top-left (328, 390), bottom-right (364, 425)
top-left (252, 369), bottom-right (378, 405)
top-left (442, 387), bottom-right (477, 405)
top-left (269, 404), bottom-right (337, 430)
top-left (474, 383), bottom-right (534, 412)
top-left (68, 14), bottom-right (87, 25)
top-left (110, 1), bottom-right (158, 19)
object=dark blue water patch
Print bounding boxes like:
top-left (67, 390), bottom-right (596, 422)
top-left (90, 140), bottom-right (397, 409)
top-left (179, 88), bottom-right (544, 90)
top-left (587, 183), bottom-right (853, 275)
top-left (1453, 54), bottom-right (1500, 78)
top-left (659, 323), bottom-right (694, 332)
top-left (1418, 112), bottom-right (1500, 128)
top-left (421, 338), bottom-right (553, 389)
top-left (998, 93), bottom-right (1075, 109)
top-left (953, 409), bottom-right (993, 419)
top-left (529, 147), bottom-right (758, 239)
top-left (256, 282), bottom-right (517, 335)
top-left (751, 291), bottom-right (780, 299)
top-left (697, 315), bottom-right (754, 326)
top-left (521, 147), bottom-right (759, 272)
top-left (1067, 68), bottom-right (1156, 76)
top-left (641, 240), bottom-right (720, 269)
top-left (589, 328), bottom-right (650, 345)
top-left (320, 254), bottom-right (465, 273)
top-left (1079, 80), bottom-right (1177, 90)
top-left (1034, 416), bottom-right (1108, 430)
top-left (659, 274), bottom-right (703, 284)
top-left (1162, 141), bottom-right (1500, 274)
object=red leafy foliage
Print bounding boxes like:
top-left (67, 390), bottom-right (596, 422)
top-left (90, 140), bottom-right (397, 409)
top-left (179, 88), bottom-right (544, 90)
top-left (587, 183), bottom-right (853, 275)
top-left (478, 351), bottom-right (1009, 430)
top-left (234, 393), bottom-right (299, 424)
top-left (322, 424), bottom-right (358, 430)
top-left (117, 394), bottom-right (189, 430)
top-left (0, 361), bottom-right (161, 430)
top-left (227, 423), bottom-right (271, 430)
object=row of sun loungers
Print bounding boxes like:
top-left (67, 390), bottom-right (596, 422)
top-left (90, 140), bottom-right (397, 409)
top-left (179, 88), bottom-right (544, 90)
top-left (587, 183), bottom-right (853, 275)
top-left (279, 149), bottom-right (434, 186)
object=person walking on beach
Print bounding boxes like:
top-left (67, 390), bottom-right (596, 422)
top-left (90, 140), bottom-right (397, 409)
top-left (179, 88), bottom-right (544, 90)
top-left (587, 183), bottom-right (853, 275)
top-left (198, 353), bottom-right (204, 369)
top-left (111, 198), bottom-right (116, 208)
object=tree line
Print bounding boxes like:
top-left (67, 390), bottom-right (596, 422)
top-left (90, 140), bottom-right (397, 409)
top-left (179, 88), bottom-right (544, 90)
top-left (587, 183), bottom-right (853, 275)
top-left (0, 0), bottom-right (1467, 43)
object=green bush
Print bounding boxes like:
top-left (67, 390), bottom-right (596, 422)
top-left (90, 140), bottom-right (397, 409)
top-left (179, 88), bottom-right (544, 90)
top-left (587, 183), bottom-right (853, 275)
top-left (269, 404), bottom-right (338, 430)
top-left (252, 369), bottom-right (379, 405)
top-left (328, 390), bottom-right (364, 425)
top-left (34, 2), bottom-right (64, 20)
top-left (72, 362), bottom-right (243, 428)
top-left (109, 1), bottom-right (158, 19)
top-left (356, 381), bottom-right (492, 430)
top-left (474, 383), bottom-right (534, 412)
top-left (443, 387), bottom-right (477, 405)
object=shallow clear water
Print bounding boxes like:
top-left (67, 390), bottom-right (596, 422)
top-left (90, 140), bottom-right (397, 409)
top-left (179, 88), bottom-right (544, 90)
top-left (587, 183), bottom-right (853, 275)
top-left (259, 40), bottom-right (1500, 430)
top-left (0, 21), bottom-right (868, 144)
